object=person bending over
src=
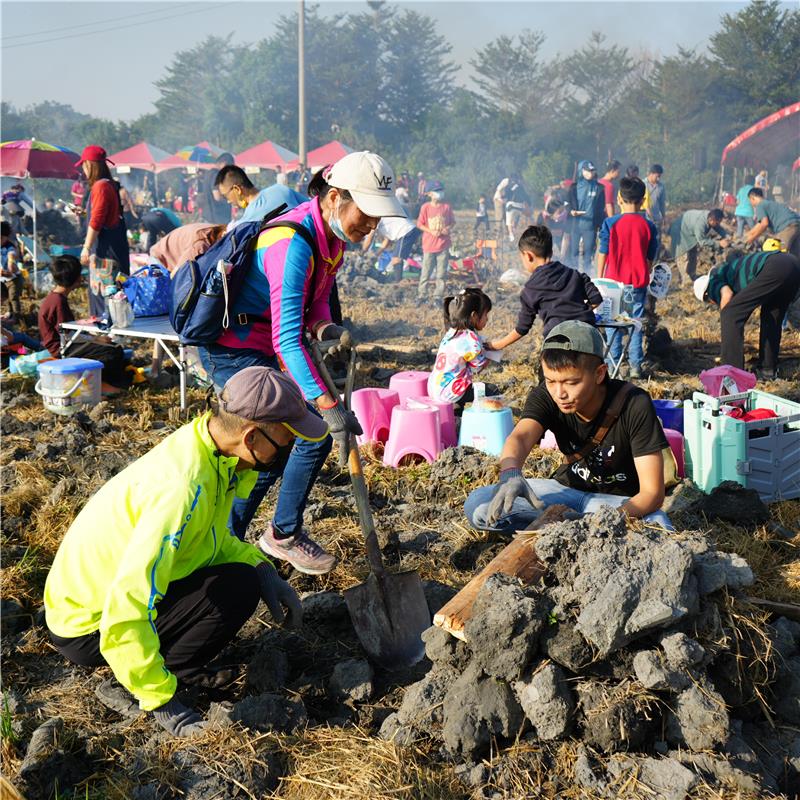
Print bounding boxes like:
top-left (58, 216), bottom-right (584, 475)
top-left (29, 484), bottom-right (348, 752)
top-left (464, 321), bottom-right (672, 532)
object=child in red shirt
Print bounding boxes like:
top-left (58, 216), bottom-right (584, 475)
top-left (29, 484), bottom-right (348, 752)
top-left (597, 177), bottom-right (659, 378)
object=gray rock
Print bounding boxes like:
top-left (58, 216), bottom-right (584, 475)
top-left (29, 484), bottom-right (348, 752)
top-left (770, 616), bottom-right (800, 659)
top-left (773, 656), bottom-right (800, 724)
top-left (246, 644), bottom-right (289, 693)
top-left (378, 712), bottom-right (416, 746)
top-left (535, 509), bottom-right (699, 656)
top-left (573, 744), bottom-right (606, 792)
top-left (671, 751), bottom-right (767, 794)
top-left (230, 693), bottom-right (307, 734)
top-left (463, 574), bottom-right (545, 682)
top-left (666, 682), bottom-right (729, 751)
top-left (633, 650), bottom-right (676, 691)
top-left (577, 681), bottom-right (655, 753)
top-left (421, 625), bottom-right (470, 670)
top-left (386, 664), bottom-right (455, 739)
top-left (513, 663), bottom-right (574, 740)
top-left (608, 756), bottom-right (698, 800)
top-left (689, 480), bottom-right (769, 526)
top-left (540, 622), bottom-right (593, 672)
top-left (441, 661), bottom-right (524, 759)
top-left (329, 658), bottom-right (374, 702)
top-left (691, 550), bottom-right (754, 595)
top-left (660, 632), bottom-right (706, 668)
top-left (301, 590), bottom-right (350, 629)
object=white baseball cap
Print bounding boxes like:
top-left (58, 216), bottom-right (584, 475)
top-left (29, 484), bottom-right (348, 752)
top-left (327, 151), bottom-right (407, 219)
top-left (693, 273), bottom-right (711, 302)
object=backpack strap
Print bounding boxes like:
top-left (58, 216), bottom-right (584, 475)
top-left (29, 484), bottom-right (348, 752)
top-left (562, 382), bottom-right (637, 465)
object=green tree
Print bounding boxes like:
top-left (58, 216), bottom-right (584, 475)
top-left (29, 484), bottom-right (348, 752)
top-left (709, 0), bottom-right (800, 124)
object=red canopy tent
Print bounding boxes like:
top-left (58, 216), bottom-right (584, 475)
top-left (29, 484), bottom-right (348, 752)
top-left (719, 103), bottom-right (800, 200)
top-left (236, 140), bottom-right (298, 171)
top-left (287, 140), bottom-right (354, 171)
top-left (108, 142), bottom-right (172, 172)
top-left (721, 103), bottom-right (800, 168)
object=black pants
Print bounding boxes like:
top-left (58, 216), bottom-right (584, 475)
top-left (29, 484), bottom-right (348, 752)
top-left (474, 217), bottom-right (490, 236)
top-left (140, 211), bottom-right (178, 245)
top-left (329, 280), bottom-right (343, 325)
top-left (720, 253), bottom-right (800, 371)
top-left (65, 340), bottom-right (129, 388)
top-left (48, 563), bottom-right (260, 682)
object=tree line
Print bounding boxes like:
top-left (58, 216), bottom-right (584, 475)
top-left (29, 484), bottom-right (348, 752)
top-left (2, 0), bottom-right (798, 207)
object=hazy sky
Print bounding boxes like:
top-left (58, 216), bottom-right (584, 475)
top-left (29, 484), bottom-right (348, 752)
top-left (2, 0), bottom-right (761, 122)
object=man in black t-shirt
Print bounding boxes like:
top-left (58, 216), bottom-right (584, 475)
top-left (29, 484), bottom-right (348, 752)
top-left (464, 321), bottom-right (672, 531)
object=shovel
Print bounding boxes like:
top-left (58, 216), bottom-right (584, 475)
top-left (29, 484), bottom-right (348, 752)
top-left (311, 341), bottom-right (430, 669)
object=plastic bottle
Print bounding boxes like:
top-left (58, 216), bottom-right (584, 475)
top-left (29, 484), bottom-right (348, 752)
top-left (473, 381), bottom-right (486, 411)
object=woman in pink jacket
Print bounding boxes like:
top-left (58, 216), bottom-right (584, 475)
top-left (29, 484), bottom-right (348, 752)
top-left (199, 152), bottom-right (406, 575)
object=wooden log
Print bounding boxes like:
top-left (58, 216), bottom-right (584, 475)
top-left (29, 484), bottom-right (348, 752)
top-left (433, 505), bottom-right (569, 641)
top-left (743, 596), bottom-right (800, 622)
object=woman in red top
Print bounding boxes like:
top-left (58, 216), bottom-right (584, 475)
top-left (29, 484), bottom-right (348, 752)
top-left (77, 145), bottom-right (130, 318)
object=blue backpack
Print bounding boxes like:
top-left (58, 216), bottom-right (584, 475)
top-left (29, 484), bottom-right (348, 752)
top-left (169, 205), bottom-right (318, 345)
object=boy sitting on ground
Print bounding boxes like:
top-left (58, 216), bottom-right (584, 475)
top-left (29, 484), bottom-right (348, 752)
top-left (465, 321), bottom-right (671, 531)
top-left (37, 255), bottom-right (129, 395)
top-left (487, 225), bottom-right (602, 352)
top-left (597, 176), bottom-right (659, 379)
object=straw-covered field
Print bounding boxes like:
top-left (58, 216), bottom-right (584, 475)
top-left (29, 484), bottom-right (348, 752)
top-left (2, 215), bottom-right (799, 799)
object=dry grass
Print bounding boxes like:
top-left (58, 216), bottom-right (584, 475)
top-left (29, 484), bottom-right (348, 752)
top-left (274, 726), bottom-right (463, 800)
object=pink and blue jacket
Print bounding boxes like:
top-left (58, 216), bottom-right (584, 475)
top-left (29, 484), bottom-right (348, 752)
top-left (216, 198), bottom-right (344, 399)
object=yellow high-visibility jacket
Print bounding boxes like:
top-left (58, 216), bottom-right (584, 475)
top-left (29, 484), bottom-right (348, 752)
top-left (44, 412), bottom-right (268, 710)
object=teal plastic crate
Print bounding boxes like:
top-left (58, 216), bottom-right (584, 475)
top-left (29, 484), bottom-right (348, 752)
top-left (683, 390), bottom-right (800, 502)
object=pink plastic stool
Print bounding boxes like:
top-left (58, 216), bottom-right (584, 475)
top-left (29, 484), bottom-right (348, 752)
top-left (383, 404), bottom-right (442, 467)
top-left (699, 365), bottom-right (756, 397)
top-left (539, 430), bottom-right (558, 450)
top-left (350, 388), bottom-right (400, 446)
top-left (389, 370), bottom-right (430, 405)
top-left (407, 395), bottom-right (457, 448)
top-left (663, 428), bottom-right (685, 478)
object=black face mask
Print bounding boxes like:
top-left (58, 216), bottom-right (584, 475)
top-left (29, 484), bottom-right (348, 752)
top-left (248, 428), bottom-right (295, 473)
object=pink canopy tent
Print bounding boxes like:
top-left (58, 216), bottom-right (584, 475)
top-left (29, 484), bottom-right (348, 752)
top-left (156, 141), bottom-right (227, 172)
top-left (287, 140), bottom-right (354, 171)
top-left (236, 140), bottom-right (298, 171)
top-left (107, 141), bottom-right (172, 172)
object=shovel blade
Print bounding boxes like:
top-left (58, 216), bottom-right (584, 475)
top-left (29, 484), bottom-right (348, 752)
top-left (344, 570), bottom-right (431, 670)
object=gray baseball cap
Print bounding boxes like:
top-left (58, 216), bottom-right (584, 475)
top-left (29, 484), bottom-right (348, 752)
top-left (542, 320), bottom-right (605, 358)
top-left (221, 367), bottom-right (329, 441)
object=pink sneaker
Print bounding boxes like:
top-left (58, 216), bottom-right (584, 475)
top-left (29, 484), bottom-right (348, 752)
top-left (258, 523), bottom-right (337, 575)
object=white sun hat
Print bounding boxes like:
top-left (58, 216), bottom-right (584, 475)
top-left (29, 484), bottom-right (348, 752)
top-left (693, 273), bottom-right (711, 302)
top-left (327, 151), bottom-right (407, 218)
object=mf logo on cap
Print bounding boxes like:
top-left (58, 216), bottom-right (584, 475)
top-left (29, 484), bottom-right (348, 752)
top-left (375, 173), bottom-right (393, 191)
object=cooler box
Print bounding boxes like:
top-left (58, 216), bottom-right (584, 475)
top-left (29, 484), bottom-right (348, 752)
top-left (683, 390), bottom-right (800, 502)
top-left (594, 278), bottom-right (624, 322)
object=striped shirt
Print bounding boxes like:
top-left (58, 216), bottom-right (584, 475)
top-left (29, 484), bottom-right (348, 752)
top-left (707, 252), bottom-right (772, 304)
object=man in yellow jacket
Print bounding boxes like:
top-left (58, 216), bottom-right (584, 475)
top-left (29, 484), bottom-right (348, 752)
top-left (44, 366), bottom-right (328, 738)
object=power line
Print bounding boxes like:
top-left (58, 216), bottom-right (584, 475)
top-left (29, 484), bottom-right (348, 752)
top-left (4, 3), bottom-right (235, 50)
top-left (2, 3), bottom-right (190, 41)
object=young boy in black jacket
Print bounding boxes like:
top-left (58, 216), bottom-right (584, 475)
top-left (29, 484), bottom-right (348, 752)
top-left (488, 225), bottom-right (602, 352)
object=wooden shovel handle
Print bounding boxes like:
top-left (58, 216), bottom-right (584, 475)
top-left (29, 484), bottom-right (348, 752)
top-left (311, 341), bottom-right (385, 577)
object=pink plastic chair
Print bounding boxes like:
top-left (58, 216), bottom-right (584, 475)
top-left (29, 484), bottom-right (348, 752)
top-left (407, 395), bottom-right (457, 448)
top-left (539, 430), bottom-right (558, 450)
top-left (699, 366), bottom-right (756, 397)
top-left (663, 428), bottom-right (685, 478)
top-left (388, 370), bottom-right (430, 405)
top-left (383, 404), bottom-right (442, 467)
top-left (350, 388), bottom-right (400, 446)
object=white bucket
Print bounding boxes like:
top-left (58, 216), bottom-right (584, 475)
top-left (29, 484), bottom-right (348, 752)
top-left (594, 278), bottom-right (624, 321)
top-left (35, 358), bottom-right (103, 416)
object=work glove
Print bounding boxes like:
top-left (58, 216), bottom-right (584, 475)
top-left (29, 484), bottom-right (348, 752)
top-left (318, 323), bottom-right (355, 357)
top-left (486, 468), bottom-right (545, 527)
top-left (152, 697), bottom-right (207, 738)
top-left (256, 562), bottom-right (303, 629)
top-left (319, 401), bottom-right (363, 467)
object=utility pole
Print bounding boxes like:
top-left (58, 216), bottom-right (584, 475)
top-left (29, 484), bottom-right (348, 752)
top-left (298, 0), bottom-right (306, 167)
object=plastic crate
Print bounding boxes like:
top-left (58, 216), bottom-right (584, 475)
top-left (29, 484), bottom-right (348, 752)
top-left (683, 389), bottom-right (800, 502)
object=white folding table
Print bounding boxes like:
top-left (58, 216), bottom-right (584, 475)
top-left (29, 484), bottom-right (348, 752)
top-left (59, 315), bottom-right (189, 410)
top-left (597, 320), bottom-right (639, 379)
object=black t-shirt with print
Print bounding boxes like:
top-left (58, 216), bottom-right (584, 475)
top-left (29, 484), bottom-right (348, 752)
top-left (521, 378), bottom-right (667, 497)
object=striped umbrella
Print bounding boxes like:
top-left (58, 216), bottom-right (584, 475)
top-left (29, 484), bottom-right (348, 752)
top-left (0, 139), bottom-right (81, 288)
top-left (0, 138), bottom-right (80, 179)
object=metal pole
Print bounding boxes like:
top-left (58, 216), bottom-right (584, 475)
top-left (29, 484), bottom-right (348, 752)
top-left (298, 0), bottom-right (306, 167)
top-left (32, 177), bottom-right (38, 293)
